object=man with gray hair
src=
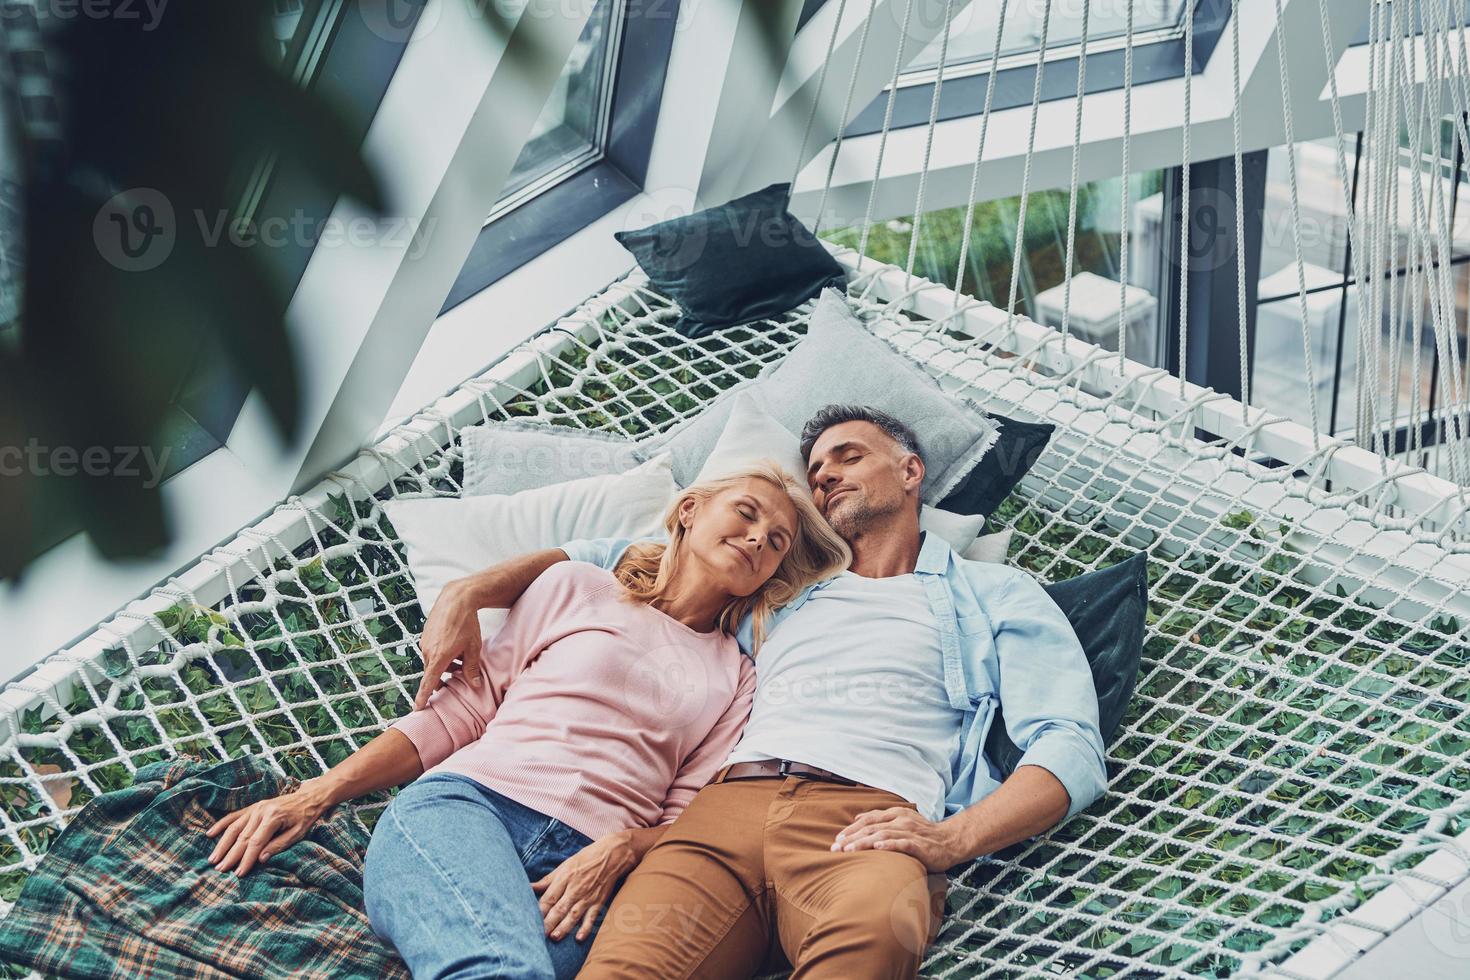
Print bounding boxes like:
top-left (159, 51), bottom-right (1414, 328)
top-left (421, 404), bottom-right (1107, 979)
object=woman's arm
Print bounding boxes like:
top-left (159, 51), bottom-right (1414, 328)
top-left (206, 728), bottom-right (424, 877)
top-left (655, 657), bottom-right (757, 825)
top-left (531, 825), bottom-right (670, 942)
top-left (415, 547), bottom-right (570, 710)
top-left (531, 653), bottom-right (757, 942)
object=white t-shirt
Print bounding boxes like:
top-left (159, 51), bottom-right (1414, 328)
top-left (724, 571), bottom-right (964, 820)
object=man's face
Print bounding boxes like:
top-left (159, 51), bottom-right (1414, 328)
top-left (804, 421), bottom-right (921, 540)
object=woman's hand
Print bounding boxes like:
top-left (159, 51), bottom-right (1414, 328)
top-left (530, 832), bottom-right (641, 943)
top-left (415, 578), bottom-right (486, 710)
top-left (205, 779), bottom-right (333, 877)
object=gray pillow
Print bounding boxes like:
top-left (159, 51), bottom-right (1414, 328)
top-left (461, 421), bottom-right (640, 495)
top-left (636, 392), bottom-right (748, 488)
top-left (640, 288), bottom-right (999, 502)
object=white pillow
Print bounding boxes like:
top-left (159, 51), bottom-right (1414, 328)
top-left (963, 528), bottom-right (1013, 564)
top-left (695, 391), bottom-right (806, 485)
top-left (383, 454), bottom-right (677, 636)
top-left (693, 391), bottom-right (985, 552)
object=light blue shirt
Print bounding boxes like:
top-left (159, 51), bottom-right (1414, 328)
top-left (559, 531), bottom-right (1109, 823)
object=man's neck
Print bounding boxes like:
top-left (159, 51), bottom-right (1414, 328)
top-left (847, 513), bottom-right (923, 579)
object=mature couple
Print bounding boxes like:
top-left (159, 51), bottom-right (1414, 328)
top-left (205, 404), bottom-right (1108, 979)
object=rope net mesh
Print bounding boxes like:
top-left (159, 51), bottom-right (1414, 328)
top-left (2, 259), bottom-right (1468, 978)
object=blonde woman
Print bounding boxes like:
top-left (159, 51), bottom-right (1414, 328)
top-left (204, 464), bottom-right (849, 980)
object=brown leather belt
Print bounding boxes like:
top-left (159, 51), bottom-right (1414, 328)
top-left (716, 759), bottom-right (860, 787)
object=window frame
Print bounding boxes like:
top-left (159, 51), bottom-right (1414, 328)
top-left (441, 0), bottom-right (678, 312)
top-left (837, 0), bottom-right (1228, 138)
top-left (484, 0), bottom-right (627, 225)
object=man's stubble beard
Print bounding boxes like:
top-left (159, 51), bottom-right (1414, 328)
top-left (827, 489), bottom-right (903, 543)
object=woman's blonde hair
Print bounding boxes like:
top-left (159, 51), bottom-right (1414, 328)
top-left (613, 461), bottom-right (850, 653)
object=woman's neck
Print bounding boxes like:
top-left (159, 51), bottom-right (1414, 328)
top-left (651, 571), bottom-right (728, 634)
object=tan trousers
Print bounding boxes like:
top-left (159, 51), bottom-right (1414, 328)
top-left (579, 772), bottom-right (947, 980)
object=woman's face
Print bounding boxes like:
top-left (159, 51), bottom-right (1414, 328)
top-left (680, 479), bottom-right (800, 597)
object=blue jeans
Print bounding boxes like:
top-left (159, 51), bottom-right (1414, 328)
top-left (364, 774), bottom-right (597, 980)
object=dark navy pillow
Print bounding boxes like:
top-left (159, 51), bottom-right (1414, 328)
top-left (939, 414), bottom-right (1055, 522)
top-left (984, 552), bottom-right (1149, 779)
top-left (614, 182), bottom-right (846, 339)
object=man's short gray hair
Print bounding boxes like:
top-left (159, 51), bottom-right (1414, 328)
top-left (799, 404), bottom-right (923, 462)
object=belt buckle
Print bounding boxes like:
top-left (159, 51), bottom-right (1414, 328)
top-left (777, 759), bottom-right (794, 777)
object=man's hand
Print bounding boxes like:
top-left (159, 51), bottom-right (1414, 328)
top-left (414, 578), bottom-right (485, 710)
top-left (531, 832), bottom-right (640, 943)
top-left (831, 807), bottom-right (966, 873)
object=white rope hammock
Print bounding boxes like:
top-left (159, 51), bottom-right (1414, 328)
top-left (4, 2), bottom-right (1470, 978)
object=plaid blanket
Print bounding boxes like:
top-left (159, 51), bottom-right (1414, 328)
top-left (0, 755), bottom-right (409, 979)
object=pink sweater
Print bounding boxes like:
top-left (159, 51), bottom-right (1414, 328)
top-left (393, 562), bottom-right (756, 841)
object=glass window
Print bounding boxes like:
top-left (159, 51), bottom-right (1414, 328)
top-left (272, 0), bottom-right (309, 59)
top-left (824, 169), bottom-right (1168, 366)
top-left (0, 137), bottom-right (21, 346)
top-left (905, 0), bottom-right (1189, 77)
top-left (490, 0), bottom-right (621, 220)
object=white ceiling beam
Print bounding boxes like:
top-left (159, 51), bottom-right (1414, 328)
top-left (695, 0), bottom-right (808, 205)
top-left (737, 0), bottom-right (977, 204)
top-left (224, 0), bottom-right (598, 497)
top-left (625, 0), bottom-right (783, 228)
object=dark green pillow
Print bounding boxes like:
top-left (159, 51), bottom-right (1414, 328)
top-left (939, 413), bottom-right (1054, 521)
top-left (614, 182), bottom-right (845, 339)
top-left (985, 552), bottom-right (1149, 778)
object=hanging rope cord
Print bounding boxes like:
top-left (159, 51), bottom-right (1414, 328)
top-left (1059, 0), bottom-right (1092, 357)
top-left (790, 0), bottom-right (851, 194)
top-left (901, 0), bottom-right (957, 290)
top-left (1000, 0), bottom-right (1055, 337)
top-left (1232, 0), bottom-right (1251, 421)
top-left (1377, 0), bottom-right (1405, 475)
top-left (1427, 0), bottom-right (1470, 487)
top-left (1178, 0), bottom-right (1195, 401)
top-left (1438, 0), bottom-right (1470, 484)
top-left (1318, 0), bottom-right (1421, 473)
top-left (1270, 0), bottom-right (1324, 450)
top-left (946, 0), bottom-right (1013, 323)
top-left (855, 0), bottom-right (919, 266)
top-left (1402, 0), bottom-right (1461, 484)
top-left (1116, 0), bottom-right (1135, 370)
top-left (1453, 0), bottom-right (1470, 476)
top-left (1386, 0), bottom-right (1470, 486)
top-left (1363, 0), bottom-right (1393, 458)
top-left (811, 0), bottom-right (878, 238)
top-left (1435, 0), bottom-right (1470, 475)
